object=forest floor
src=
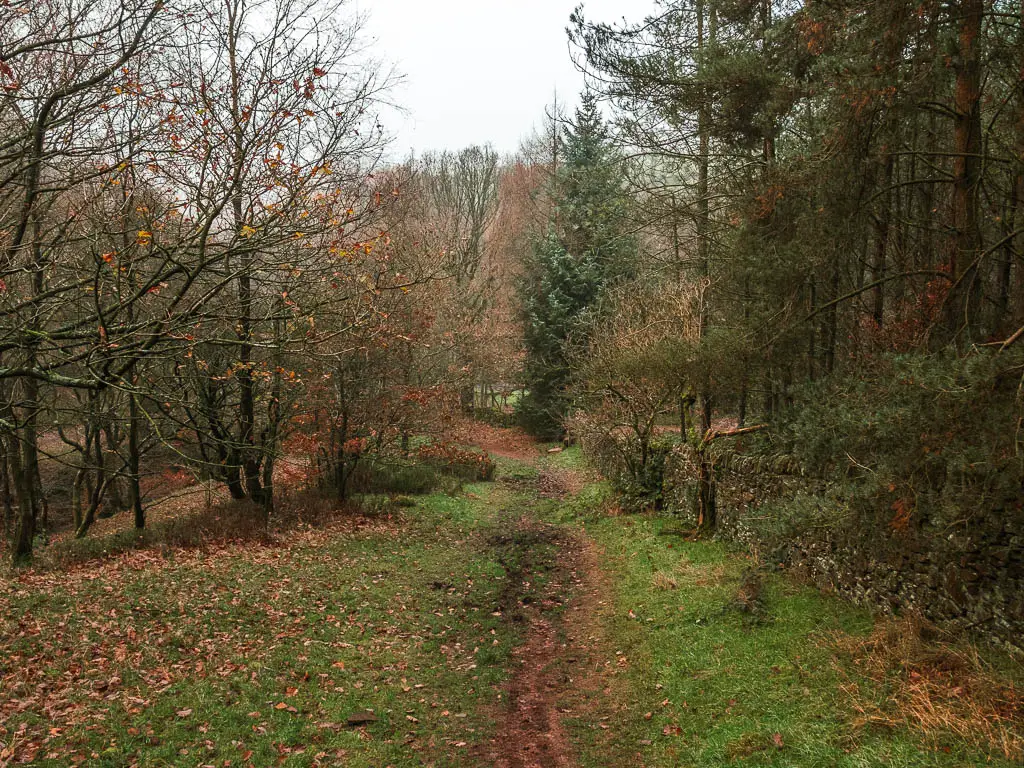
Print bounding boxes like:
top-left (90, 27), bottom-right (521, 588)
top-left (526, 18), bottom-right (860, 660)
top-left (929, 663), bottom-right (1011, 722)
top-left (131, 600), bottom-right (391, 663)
top-left (1, 425), bottom-right (1021, 766)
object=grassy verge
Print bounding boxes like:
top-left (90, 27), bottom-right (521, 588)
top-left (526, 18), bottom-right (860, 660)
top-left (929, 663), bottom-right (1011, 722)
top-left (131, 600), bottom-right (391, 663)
top-left (0, 480), bottom-right (523, 767)
top-left (553, 477), bottom-right (1023, 767)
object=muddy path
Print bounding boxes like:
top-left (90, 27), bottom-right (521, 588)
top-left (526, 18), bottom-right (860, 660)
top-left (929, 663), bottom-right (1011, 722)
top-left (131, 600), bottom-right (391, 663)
top-left (468, 428), bottom-right (606, 768)
top-left (482, 516), bottom-right (579, 768)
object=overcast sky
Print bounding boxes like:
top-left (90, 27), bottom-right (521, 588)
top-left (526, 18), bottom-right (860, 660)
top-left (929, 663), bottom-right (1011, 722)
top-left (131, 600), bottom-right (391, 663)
top-left (356, 0), bottom-right (656, 158)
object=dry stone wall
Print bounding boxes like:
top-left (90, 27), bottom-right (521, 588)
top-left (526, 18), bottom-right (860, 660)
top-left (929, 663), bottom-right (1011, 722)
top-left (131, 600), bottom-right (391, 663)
top-left (665, 446), bottom-right (1024, 653)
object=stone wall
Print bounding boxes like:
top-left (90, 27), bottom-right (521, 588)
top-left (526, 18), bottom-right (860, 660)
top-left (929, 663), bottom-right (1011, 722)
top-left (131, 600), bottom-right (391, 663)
top-left (781, 513), bottom-right (1024, 653)
top-left (665, 446), bottom-right (1024, 653)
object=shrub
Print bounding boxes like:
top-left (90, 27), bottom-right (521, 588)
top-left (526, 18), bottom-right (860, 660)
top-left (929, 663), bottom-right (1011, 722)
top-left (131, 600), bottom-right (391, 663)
top-left (348, 459), bottom-right (440, 495)
top-left (572, 407), bottom-right (674, 511)
top-left (475, 406), bottom-right (517, 428)
top-left (515, 392), bottom-right (566, 441)
top-left (777, 348), bottom-right (1024, 533)
top-left (612, 438), bottom-right (674, 512)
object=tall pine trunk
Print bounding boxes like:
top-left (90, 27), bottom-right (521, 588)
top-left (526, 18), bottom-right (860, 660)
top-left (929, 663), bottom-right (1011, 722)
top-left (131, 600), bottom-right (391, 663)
top-left (941, 0), bottom-right (984, 344)
top-left (695, 0), bottom-right (716, 434)
top-left (871, 154), bottom-right (894, 327)
top-left (1011, 0), bottom-right (1024, 327)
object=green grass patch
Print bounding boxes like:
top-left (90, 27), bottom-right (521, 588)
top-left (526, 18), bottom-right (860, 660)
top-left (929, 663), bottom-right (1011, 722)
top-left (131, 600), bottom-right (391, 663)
top-left (0, 482), bottom-right (520, 767)
top-left (545, 445), bottom-right (587, 470)
top-left (561, 503), bottom-right (1022, 768)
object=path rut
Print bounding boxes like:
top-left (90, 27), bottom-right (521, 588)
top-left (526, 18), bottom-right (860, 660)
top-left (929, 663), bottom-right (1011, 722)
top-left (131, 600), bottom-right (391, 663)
top-left (470, 429), bottom-right (604, 768)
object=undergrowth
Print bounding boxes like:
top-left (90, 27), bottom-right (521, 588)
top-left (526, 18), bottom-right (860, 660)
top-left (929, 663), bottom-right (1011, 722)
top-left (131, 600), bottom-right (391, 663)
top-left (830, 616), bottom-right (1022, 761)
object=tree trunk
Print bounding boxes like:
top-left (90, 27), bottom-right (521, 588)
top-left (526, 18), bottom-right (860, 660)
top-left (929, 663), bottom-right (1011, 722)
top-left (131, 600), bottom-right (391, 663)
top-left (941, 0), bottom-right (984, 343)
top-left (1012, 0), bottom-right (1024, 326)
top-left (238, 251), bottom-right (264, 505)
top-left (695, 0), bottom-right (716, 435)
top-left (128, 391), bottom-right (145, 529)
top-left (996, 176), bottom-right (1016, 331)
top-left (695, 424), bottom-right (767, 533)
top-left (759, 0), bottom-right (775, 165)
top-left (824, 258), bottom-right (839, 374)
top-left (260, 310), bottom-right (285, 519)
top-left (696, 448), bottom-right (716, 532)
top-left (224, 453), bottom-right (246, 500)
top-left (72, 468), bottom-right (86, 532)
top-left (8, 427), bottom-right (34, 565)
top-left (227, 0), bottom-right (266, 509)
top-left (76, 428), bottom-right (107, 538)
top-left (0, 435), bottom-right (12, 536)
top-left (871, 154), bottom-right (894, 327)
top-left (807, 278), bottom-right (817, 381)
top-left (100, 421), bottom-right (124, 518)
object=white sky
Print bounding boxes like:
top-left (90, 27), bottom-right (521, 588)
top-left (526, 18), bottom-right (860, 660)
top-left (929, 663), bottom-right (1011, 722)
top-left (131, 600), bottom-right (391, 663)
top-left (357, 0), bottom-right (657, 158)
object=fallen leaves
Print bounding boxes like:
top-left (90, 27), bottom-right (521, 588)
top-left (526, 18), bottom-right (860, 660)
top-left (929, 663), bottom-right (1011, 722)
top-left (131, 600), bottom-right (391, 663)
top-left (345, 710), bottom-right (378, 726)
top-left (0, 466), bottom-right (543, 766)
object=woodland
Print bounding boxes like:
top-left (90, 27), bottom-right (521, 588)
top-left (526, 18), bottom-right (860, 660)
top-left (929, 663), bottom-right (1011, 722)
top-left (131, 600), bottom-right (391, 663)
top-left (1, 0), bottom-right (1023, 766)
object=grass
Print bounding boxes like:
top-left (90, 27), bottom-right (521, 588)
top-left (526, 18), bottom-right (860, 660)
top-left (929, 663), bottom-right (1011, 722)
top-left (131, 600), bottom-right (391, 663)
top-left (3, 436), bottom-right (1020, 767)
top-left (544, 444), bottom-right (588, 471)
top-left (0, 481), bottom-right (524, 767)
top-left (555, 499), bottom-right (1023, 768)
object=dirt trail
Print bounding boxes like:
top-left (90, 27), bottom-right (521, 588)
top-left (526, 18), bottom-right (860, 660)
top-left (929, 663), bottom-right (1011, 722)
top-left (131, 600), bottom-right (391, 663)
top-left (451, 419), bottom-right (544, 461)
top-left (486, 518), bottom-right (580, 768)
top-left (468, 425), bottom-right (604, 768)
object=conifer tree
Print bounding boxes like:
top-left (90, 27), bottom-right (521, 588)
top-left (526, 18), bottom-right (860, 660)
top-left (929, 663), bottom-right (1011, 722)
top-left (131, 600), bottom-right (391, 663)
top-left (519, 232), bottom-right (602, 438)
top-left (559, 94), bottom-right (637, 284)
top-left (518, 94), bottom-right (636, 438)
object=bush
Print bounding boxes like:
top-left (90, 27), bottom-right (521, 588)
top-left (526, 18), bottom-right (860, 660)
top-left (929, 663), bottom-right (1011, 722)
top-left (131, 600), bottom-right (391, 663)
top-left (475, 406), bottom-right (517, 428)
top-left (348, 459), bottom-right (440, 495)
top-left (572, 407), bottom-right (675, 511)
top-left (612, 438), bottom-right (674, 512)
top-left (515, 391), bottom-right (566, 441)
top-left (777, 348), bottom-right (1024, 532)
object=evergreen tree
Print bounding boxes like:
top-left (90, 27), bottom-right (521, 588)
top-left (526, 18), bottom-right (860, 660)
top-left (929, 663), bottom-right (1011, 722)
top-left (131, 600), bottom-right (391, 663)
top-left (558, 94), bottom-right (637, 283)
top-left (518, 231), bottom-right (602, 438)
top-left (518, 94), bottom-right (636, 438)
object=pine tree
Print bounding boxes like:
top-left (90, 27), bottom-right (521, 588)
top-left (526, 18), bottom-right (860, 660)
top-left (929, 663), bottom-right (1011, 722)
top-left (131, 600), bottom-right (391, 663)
top-left (518, 231), bottom-right (602, 438)
top-left (518, 94), bottom-right (636, 438)
top-left (558, 94), bottom-right (637, 282)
